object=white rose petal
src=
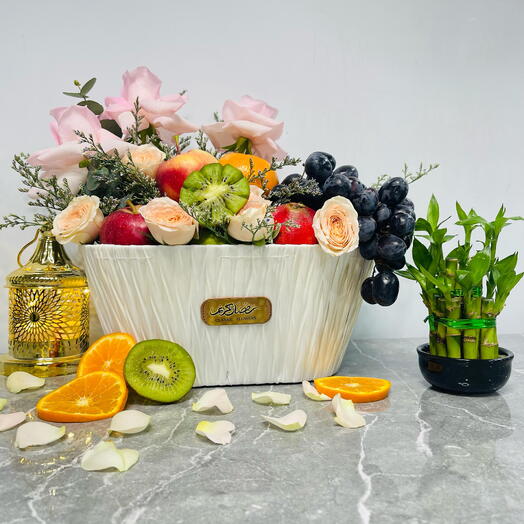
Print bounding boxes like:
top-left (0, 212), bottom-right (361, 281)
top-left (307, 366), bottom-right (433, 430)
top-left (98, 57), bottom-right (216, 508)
top-left (6, 372), bottom-right (45, 394)
top-left (302, 381), bottom-right (331, 401)
top-left (227, 185), bottom-right (274, 243)
top-left (139, 197), bottom-right (197, 245)
top-left (313, 196), bottom-right (360, 256)
top-left (51, 195), bottom-right (104, 245)
top-left (81, 441), bottom-right (139, 472)
top-left (109, 410), bottom-right (151, 434)
top-left (15, 422), bottom-right (66, 449)
top-left (195, 420), bottom-right (235, 445)
top-left (192, 389), bottom-right (234, 414)
top-left (251, 391), bottom-right (291, 406)
top-left (0, 399), bottom-right (7, 411)
top-left (332, 394), bottom-right (366, 429)
top-left (262, 409), bottom-right (307, 432)
top-left (0, 412), bottom-right (26, 432)
top-left (122, 144), bottom-right (165, 179)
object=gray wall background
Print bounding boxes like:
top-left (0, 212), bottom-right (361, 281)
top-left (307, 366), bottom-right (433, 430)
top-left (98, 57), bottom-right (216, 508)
top-left (1, 0), bottom-right (523, 350)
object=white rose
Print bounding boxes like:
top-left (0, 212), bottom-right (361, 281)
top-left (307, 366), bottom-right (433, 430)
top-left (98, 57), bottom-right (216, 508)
top-left (313, 196), bottom-right (359, 256)
top-left (51, 195), bottom-right (104, 244)
top-left (122, 144), bottom-right (165, 179)
top-left (139, 197), bottom-right (197, 245)
top-left (227, 186), bottom-right (274, 243)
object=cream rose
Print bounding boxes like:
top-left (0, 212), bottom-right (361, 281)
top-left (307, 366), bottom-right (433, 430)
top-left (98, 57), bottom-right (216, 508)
top-left (227, 186), bottom-right (274, 243)
top-left (51, 195), bottom-right (104, 244)
top-left (122, 144), bottom-right (165, 179)
top-left (313, 196), bottom-right (359, 256)
top-left (139, 197), bottom-right (197, 245)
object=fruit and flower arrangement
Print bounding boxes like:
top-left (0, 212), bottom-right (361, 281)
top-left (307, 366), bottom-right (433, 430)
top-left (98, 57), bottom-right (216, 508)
top-left (1, 66), bottom-right (438, 306)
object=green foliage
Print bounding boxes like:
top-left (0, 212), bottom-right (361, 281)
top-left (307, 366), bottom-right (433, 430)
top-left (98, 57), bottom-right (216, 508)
top-left (76, 131), bottom-right (161, 215)
top-left (373, 162), bottom-right (439, 189)
top-left (0, 154), bottom-right (75, 231)
top-left (401, 194), bottom-right (523, 317)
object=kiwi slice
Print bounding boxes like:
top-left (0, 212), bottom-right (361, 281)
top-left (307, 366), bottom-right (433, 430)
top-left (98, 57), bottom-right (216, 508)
top-left (124, 340), bottom-right (196, 403)
top-left (179, 163), bottom-right (250, 225)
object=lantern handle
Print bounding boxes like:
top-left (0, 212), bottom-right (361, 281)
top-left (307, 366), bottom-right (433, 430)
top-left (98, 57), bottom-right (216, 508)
top-left (17, 228), bottom-right (42, 268)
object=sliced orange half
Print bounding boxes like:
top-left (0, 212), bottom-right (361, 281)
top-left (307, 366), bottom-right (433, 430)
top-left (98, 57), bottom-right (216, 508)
top-left (36, 371), bottom-right (128, 422)
top-left (77, 332), bottom-right (136, 378)
top-left (314, 376), bottom-right (391, 403)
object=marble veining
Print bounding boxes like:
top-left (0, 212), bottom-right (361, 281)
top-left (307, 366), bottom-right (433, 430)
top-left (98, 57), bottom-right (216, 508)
top-left (0, 335), bottom-right (523, 524)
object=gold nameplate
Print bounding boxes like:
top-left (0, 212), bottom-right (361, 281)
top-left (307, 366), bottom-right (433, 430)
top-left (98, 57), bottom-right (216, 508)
top-left (201, 297), bottom-right (272, 326)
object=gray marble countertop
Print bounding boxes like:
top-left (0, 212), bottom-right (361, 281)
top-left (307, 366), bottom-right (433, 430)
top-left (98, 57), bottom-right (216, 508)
top-left (1, 335), bottom-right (523, 524)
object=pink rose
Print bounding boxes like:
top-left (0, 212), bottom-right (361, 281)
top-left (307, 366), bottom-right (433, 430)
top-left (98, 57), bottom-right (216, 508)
top-left (313, 196), bottom-right (360, 256)
top-left (227, 185), bottom-right (274, 242)
top-left (28, 105), bottom-right (131, 195)
top-left (102, 66), bottom-right (198, 143)
top-left (202, 95), bottom-right (286, 161)
top-left (51, 195), bottom-right (104, 244)
top-left (139, 197), bottom-right (197, 245)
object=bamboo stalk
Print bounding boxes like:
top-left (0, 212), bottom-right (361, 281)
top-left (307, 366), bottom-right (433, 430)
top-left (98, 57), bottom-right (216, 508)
top-left (444, 259), bottom-right (461, 358)
top-left (446, 296), bottom-right (463, 358)
top-left (480, 298), bottom-right (498, 359)
top-left (435, 297), bottom-right (447, 357)
top-left (462, 292), bottom-right (481, 359)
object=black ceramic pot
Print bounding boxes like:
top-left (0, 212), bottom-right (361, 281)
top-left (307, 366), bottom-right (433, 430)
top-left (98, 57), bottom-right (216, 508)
top-left (417, 344), bottom-right (514, 394)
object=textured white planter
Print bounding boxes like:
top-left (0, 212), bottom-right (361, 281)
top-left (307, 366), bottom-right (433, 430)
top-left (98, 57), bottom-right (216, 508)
top-left (81, 245), bottom-right (371, 386)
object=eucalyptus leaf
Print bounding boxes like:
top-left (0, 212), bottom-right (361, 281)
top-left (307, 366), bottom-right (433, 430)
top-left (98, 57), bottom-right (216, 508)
top-left (80, 77), bottom-right (96, 96)
top-left (78, 100), bottom-right (104, 115)
top-left (101, 119), bottom-right (123, 137)
top-left (63, 91), bottom-right (84, 99)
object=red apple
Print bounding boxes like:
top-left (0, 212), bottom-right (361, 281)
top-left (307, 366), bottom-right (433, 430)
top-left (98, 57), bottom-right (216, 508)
top-left (274, 203), bottom-right (318, 244)
top-left (99, 206), bottom-right (155, 245)
top-left (156, 149), bottom-right (216, 201)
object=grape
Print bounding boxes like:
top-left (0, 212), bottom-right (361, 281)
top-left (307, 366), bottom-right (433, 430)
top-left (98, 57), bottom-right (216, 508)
top-left (352, 188), bottom-right (379, 216)
top-left (375, 256), bottom-right (406, 271)
top-left (395, 204), bottom-right (416, 219)
top-left (304, 152), bottom-right (334, 185)
top-left (403, 234), bottom-right (414, 249)
top-left (372, 271), bottom-right (399, 306)
top-left (378, 177), bottom-right (409, 206)
top-left (361, 277), bottom-right (376, 304)
top-left (374, 203), bottom-right (391, 226)
top-left (359, 236), bottom-right (378, 260)
top-left (323, 173), bottom-right (352, 200)
top-left (388, 211), bottom-right (415, 236)
top-left (398, 197), bottom-right (414, 210)
top-left (347, 177), bottom-right (365, 199)
top-left (358, 216), bottom-right (376, 243)
top-left (377, 234), bottom-right (407, 261)
top-left (334, 165), bottom-right (358, 179)
top-left (282, 174), bottom-right (303, 185)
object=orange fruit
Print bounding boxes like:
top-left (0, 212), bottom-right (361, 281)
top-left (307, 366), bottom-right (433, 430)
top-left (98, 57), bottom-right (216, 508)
top-left (219, 152), bottom-right (279, 191)
top-left (314, 376), bottom-right (391, 403)
top-left (36, 371), bottom-right (128, 422)
top-left (77, 333), bottom-right (136, 378)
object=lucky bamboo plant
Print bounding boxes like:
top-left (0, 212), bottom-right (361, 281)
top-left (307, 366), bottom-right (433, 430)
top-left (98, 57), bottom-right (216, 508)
top-left (399, 195), bottom-right (522, 359)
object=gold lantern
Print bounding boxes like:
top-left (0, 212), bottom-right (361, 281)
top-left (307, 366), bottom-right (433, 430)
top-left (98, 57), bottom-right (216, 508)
top-left (1, 230), bottom-right (89, 377)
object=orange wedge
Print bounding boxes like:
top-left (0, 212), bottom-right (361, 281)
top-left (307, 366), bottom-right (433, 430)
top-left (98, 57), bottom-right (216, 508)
top-left (314, 376), bottom-right (391, 403)
top-left (36, 371), bottom-right (128, 422)
top-left (219, 152), bottom-right (279, 191)
top-left (77, 332), bottom-right (136, 378)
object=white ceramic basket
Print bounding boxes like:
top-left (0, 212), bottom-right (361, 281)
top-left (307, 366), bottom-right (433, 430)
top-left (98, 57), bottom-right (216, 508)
top-left (81, 245), bottom-right (371, 386)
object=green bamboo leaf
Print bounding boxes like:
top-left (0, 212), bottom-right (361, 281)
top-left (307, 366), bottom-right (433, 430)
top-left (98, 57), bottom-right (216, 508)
top-left (456, 202), bottom-right (467, 221)
top-left (80, 77), bottom-right (96, 95)
top-left (415, 218), bottom-right (432, 233)
top-left (412, 238), bottom-right (432, 270)
top-left (427, 195), bottom-right (439, 230)
top-left (63, 91), bottom-right (84, 99)
top-left (396, 269), bottom-right (415, 280)
top-left (494, 253), bottom-right (518, 275)
top-left (419, 265), bottom-right (449, 295)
